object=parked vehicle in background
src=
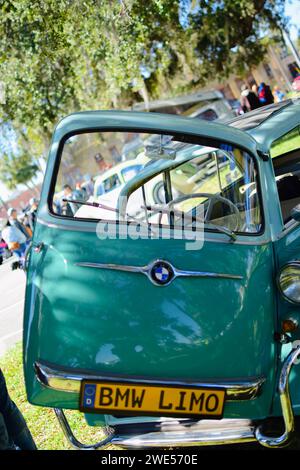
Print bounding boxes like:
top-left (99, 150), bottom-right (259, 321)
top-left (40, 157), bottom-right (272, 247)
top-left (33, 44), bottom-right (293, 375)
top-left (77, 143), bottom-right (231, 221)
top-left (24, 99), bottom-right (300, 450)
top-left (0, 239), bottom-right (11, 265)
top-left (292, 75), bottom-right (300, 92)
top-left (132, 90), bottom-right (237, 121)
top-left (93, 160), bottom-right (144, 199)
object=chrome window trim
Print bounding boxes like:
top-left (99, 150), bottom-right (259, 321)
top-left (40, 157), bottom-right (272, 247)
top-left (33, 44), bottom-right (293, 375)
top-left (276, 219), bottom-right (300, 241)
top-left (35, 361), bottom-right (265, 401)
top-left (36, 217), bottom-right (271, 246)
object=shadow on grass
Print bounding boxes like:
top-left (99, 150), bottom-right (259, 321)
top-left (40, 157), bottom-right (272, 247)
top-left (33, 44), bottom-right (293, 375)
top-left (0, 342), bottom-right (109, 450)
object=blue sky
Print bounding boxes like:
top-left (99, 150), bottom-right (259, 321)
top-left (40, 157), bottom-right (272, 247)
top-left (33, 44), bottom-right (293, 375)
top-left (285, 0), bottom-right (300, 39)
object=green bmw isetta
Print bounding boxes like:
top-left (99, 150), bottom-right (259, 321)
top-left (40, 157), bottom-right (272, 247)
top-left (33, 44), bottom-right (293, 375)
top-left (24, 99), bottom-right (300, 449)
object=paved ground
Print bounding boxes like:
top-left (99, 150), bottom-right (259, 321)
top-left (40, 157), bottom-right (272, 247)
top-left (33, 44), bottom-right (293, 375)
top-left (0, 258), bottom-right (25, 357)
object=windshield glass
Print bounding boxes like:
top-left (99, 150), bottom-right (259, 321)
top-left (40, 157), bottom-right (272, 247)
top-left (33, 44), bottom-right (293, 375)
top-left (52, 131), bottom-right (262, 234)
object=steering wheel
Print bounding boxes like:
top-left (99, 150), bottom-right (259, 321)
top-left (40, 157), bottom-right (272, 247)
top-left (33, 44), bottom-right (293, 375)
top-left (164, 192), bottom-right (242, 232)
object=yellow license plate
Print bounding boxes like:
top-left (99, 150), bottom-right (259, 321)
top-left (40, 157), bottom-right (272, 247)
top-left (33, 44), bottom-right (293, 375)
top-left (80, 381), bottom-right (225, 418)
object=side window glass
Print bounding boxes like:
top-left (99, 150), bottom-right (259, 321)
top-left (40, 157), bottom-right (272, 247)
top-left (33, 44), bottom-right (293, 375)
top-left (121, 165), bottom-right (142, 183)
top-left (103, 174), bottom-right (121, 193)
top-left (271, 127), bottom-right (300, 225)
top-left (95, 175), bottom-right (121, 197)
top-left (126, 145), bottom-right (261, 233)
top-left (271, 127), bottom-right (300, 159)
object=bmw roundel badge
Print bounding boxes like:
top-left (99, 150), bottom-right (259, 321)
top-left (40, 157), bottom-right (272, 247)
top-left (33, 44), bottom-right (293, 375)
top-left (150, 260), bottom-right (174, 286)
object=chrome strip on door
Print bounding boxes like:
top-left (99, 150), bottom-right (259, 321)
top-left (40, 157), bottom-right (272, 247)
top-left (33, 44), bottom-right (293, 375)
top-left (75, 259), bottom-right (243, 286)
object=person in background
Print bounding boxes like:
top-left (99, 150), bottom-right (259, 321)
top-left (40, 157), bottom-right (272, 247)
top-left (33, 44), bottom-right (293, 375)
top-left (251, 84), bottom-right (258, 96)
top-left (61, 184), bottom-right (74, 216)
top-left (28, 198), bottom-right (39, 230)
top-left (81, 174), bottom-right (94, 198)
top-left (61, 184), bottom-right (81, 216)
top-left (7, 208), bottom-right (32, 240)
top-left (258, 82), bottom-right (274, 105)
top-left (0, 238), bottom-right (7, 265)
top-left (19, 211), bottom-right (31, 234)
top-left (94, 153), bottom-right (112, 173)
top-left (1, 219), bottom-right (27, 270)
top-left (273, 85), bottom-right (285, 103)
top-left (73, 181), bottom-right (88, 202)
top-left (0, 368), bottom-right (36, 450)
top-left (240, 84), bottom-right (261, 113)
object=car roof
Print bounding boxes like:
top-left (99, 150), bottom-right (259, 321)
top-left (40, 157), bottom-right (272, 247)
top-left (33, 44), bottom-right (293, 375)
top-left (55, 110), bottom-right (259, 156)
top-left (55, 100), bottom-right (300, 162)
top-left (227, 98), bottom-right (300, 151)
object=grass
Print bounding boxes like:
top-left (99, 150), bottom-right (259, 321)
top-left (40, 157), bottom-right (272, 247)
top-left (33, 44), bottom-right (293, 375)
top-left (2, 343), bottom-right (300, 451)
top-left (271, 131), bottom-right (300, 158)
top-left (0, 342), bottom-right (112, 450)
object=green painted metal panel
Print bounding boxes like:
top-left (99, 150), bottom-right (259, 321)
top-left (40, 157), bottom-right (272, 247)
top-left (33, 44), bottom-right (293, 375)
top-left (23, 111), bottom-right (285, 424)
top-left (24, 219), bottom-right (276, 418)
top-left (272, 225), bottom-right (300, 415)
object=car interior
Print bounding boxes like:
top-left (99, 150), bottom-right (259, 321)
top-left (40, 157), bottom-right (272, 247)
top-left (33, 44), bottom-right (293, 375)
top-left (204, 146), bottom-right (300, 229)
top-left (125, 144), bottom-right (300, 232)
top-left (272, 148), bottom-right (300, 224)
top-left (127, 150), bottom-right (262, 234)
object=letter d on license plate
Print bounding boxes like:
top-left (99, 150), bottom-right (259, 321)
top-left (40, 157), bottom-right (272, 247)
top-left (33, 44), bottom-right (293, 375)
top-left (80, 381), bottom-right (225, 418)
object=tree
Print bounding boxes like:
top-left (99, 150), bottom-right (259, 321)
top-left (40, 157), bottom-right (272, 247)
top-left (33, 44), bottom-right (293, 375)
top-left (0, 0), bottom-right (288, 169)
top-left (0, 151), bottom-right (39, 194)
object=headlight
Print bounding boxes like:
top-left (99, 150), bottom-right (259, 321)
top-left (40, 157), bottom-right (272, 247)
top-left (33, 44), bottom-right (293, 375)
top-left (278, 262), bottom-right (300, 304)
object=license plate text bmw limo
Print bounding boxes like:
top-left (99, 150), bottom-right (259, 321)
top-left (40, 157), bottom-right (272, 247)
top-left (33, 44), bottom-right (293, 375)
top-left (80, 381), bottom-right (226, 418)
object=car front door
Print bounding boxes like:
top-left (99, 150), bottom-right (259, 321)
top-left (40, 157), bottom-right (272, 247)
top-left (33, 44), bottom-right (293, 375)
top-left (270, 126), bottom-right (300, 415)
top-left (24, 112), bottom-right (276, 420)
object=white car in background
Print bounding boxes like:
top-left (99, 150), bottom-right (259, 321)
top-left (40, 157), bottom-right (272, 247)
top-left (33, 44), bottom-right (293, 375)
top-left (75, 157), bottom-right (164, 221)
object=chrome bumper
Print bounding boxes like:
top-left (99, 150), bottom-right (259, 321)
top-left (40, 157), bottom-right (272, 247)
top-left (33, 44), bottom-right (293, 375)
top-left (36, 345), bottom-right (300, 449)
top-left (34, 361), bottom-right (265, 401)
top-left (54, 410), bottom-right (256, 449)
top-left (255, 345), bottom-right (300, 448)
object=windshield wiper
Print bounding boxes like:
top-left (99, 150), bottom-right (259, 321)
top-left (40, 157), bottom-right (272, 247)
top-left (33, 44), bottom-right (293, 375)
top-left (63, 199), bottom-right (236, 241)
top-left (62, 199), bottom-right (157, 234)
top-left (142, 204), bottom-right (237, 241)
top-left (63, 198), bottom-right (118, 214)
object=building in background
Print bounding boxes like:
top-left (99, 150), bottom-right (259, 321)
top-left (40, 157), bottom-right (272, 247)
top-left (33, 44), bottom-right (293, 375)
top-left (216, 43), bottom-right (299, 100)
top-left (133, 42), bottom-right (299, 118)
top-left (0, 186), bottom-right (41, 219)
